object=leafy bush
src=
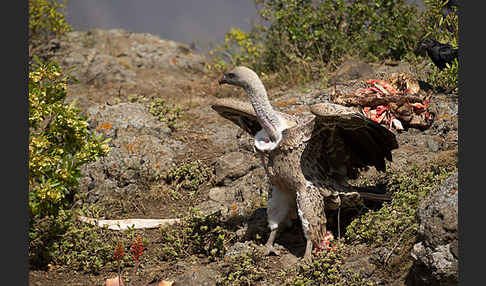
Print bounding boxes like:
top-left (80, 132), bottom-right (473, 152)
top-left (213, 0), bottom-right (423, 83)
top-left (29, 209), bottom-right (73, 268)
top-left (29, 0), bottom-right (72, 56)
top-left (32, 214), bottom-right (116, 272)
top-left (29, 0), bottom-right (112, 271)
top-left (29, 61), bottom-right (111, 269)
top-left (29, 60), bottom-right (110, 217)
top-left (222, 27), bottom-right (265, 72)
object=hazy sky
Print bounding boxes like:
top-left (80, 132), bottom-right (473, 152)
top-left (63, 0), bottom-right (260, 51)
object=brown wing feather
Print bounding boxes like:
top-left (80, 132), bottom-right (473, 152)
top-left (211, 98), bottom-right (262, 136)
top-left (309, 102), bottom-right (398, 179)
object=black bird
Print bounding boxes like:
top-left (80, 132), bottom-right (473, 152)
top-left (418, 38), bottom-right (458, 70)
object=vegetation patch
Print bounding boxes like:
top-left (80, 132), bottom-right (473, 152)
top-left (148, 98), bottom-right (183, 130)
top-left (210, 0), bottom-right (458, 92)
top-left (345, 165), bottom-right (455, 247)
top-left (157, 211), bottom-right (239, 261)
top-left (29, 58), bottom-right (111, 219)
top-left (216, 246), bottom-right (268, 286)
top-left (286, 245), bottom-right (369, 286)
top-left (29, 0), bottom-right (71, 42)
top-left (29, 205), bottom-right (144, 273)
top-left (29, 60), bottom-right (111, 269)
top-left (211, 0), bottom-right (423, 85)
top-left (29, 0), bottom-right (72, 63)
top-left (164, 160), bottom-right (214, 195)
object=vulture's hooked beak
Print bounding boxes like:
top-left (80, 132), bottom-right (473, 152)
top-left (218, 73), bottom-right (230, 85)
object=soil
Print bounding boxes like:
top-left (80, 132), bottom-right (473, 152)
top-left (29, 29), bottom-right (458, 286)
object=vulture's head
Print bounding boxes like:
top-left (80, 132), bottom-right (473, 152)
top-left (218, 66), bottom-right (261, 90)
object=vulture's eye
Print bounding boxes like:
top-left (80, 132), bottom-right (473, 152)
top-left (227, 73), bottom-right (236, 79)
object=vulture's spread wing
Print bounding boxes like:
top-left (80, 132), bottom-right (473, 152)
top-left (306, 103), bottom-right (398, 180)
top-left (211, 98), bottom-right (261, 136)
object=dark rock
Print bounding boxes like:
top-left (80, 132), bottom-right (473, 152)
top-left (407, 172), bottom-right (458, 286)
top-left (329, 60), bottom-right (374, 84)
top-left (240, 208), bottom-right (269, 241)
top-left (342, 254), bottom-right (377, 278)
top-left (206, 121), bottom-right (254, 153)
top-left (214, 151), bottom-right (259, 185)
top-left (195, 167), bottom-right (267, 217)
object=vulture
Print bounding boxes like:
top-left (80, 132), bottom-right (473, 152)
top-left (212, 66), bottom-right (398, 262)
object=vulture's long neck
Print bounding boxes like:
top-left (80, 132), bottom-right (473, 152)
top-left (244, 78), bottom-right (283, 141)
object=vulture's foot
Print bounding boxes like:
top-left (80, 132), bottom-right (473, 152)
top-left (264, 244), bottom-right (281, 256)
top-left (264, 229), bottom-right (280, 256)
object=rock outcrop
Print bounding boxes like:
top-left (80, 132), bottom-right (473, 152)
top-left (407, 171), bottom-right (458, 286)
top-left (78, 102), bottom-right (187, 203)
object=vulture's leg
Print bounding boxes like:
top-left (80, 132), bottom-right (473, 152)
top-left (296, 184), bottom-right (326, 264)
top-left (265, 186), bottom-right (294, 256)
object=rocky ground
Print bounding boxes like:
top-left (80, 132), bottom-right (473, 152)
top-left (29, 29), bottom-right (458, 286)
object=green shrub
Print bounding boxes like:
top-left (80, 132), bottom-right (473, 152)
top-left (28, 2), bottom-right (111, 270)
top-left (29, 61), bottom-right (111, 270)
top-left (289, 246), bottom-right (368, 286)
top-left (29, 0), bottom-right (72, 47)
top-left (148, 98), bottom-right (183, 130)
top-left (30, 211), bottom-right (111, 272)
top-left (216, 247), bottom-right (267, 286)
top-left (157, 211), bottom-right (238, 261)
top-left (345, 165), bottom-right (455, 247)
top-left (426, 57), bottom-right (458, 91)
top-left (164, 160), bottom-right (213, 193)
top-left (29, 60), bottom-right (110, 217)
top-left (29, 209), bottom-right (73, 268)
top-left (222, 27), bottom-right (265, 72)
top-left (213, 0), bottom-right (423, 84)
top-left (29, 208), bottom-right (144, 272)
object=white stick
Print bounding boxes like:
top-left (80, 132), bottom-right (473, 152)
top-left (76, 216), bottom-right (181, 231)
